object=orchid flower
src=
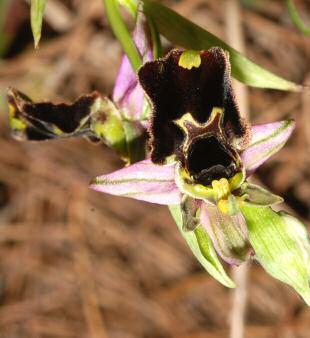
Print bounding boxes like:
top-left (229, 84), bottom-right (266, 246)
top-left (91, 48), bottom-right (310, 304)
top-left (7, 9), bottom-right (152, 161)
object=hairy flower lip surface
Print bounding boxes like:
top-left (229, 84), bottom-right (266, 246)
top-left (138, 47), bottom-right (249, 165)
top-left (7, 87), bottom-right (100, 141)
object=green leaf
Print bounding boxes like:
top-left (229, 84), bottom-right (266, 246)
top-left (143, 0), bottom-right (301, 92)
top-left (30, 0), bottom-right (47, 49)
top-left (285, 0), bottom-right (310, 36)
top-left (103, 0), bottom-right (142, 72)
top-left (169, 205), bottom-right (236, 288)
top-left (241, 204), bottom-right (310, 305)
top-left (118, 0), bottom-right (138, 18)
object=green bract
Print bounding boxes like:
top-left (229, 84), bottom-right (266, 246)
top-left (241, 204), bottom-right (310, 305)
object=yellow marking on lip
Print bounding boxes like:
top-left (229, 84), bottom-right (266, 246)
top-left (178, 50), bottom-right (201, 70)
top-left (173, 107), bottom-right (224, 154)
top-left (174, 108), bottom-right (224, 133)
top-left (8, 104), bottom-right (27, 131)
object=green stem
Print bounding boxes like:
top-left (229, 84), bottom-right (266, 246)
top-left (0, 0), bottom-right (10, 57)
top-left (285, 0), bottom-right (310, 36)
top-left (103, 0), bottom-right (142, 71)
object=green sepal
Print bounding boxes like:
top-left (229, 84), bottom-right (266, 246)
top-left (240, 182), bottom-right (284, 206)
top-left (169, 205), bottom-right (236, 288)
top-left (241, 204), bottom-right (310, 305)
top-left (143, 0), bottom-right (301, 91)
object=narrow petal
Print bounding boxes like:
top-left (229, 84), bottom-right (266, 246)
top-left (241, 204), bottom-right (310, 305)
top-left (200, 203), bottom-right (252, 265)
top-left (90, 160), bottom-right (181, 205)
top-left (241, 120), bottom-right (295, 175)
top-left (240, 182), bottom-right (284, 206)
top-left (180, 196), bottom-right (201, 231)
top-left (113, 9), bottom-right (153, 120)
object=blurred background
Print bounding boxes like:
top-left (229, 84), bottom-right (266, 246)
top-left (0, 0), bottom-right (309, 337)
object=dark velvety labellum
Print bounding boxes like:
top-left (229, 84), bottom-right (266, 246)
top-left (7, 88), bottom-right (99, 141)
top-left (138, 47), bottom-right (248, 165)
